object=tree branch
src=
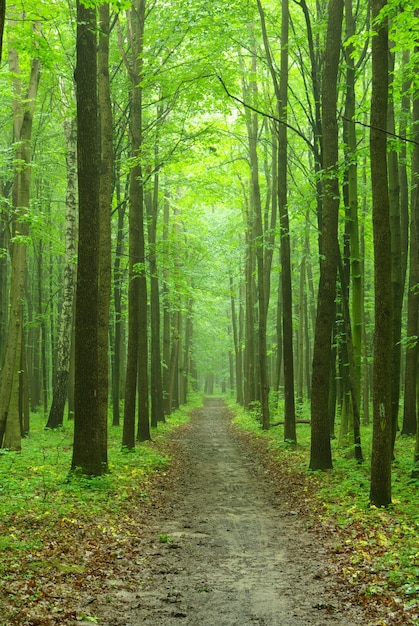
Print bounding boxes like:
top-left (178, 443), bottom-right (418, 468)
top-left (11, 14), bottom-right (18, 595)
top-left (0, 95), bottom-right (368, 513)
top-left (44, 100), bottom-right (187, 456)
top-left (341, 114), bottom-right (419, 146)
top-left (217, 74), bottom-right (314, 151)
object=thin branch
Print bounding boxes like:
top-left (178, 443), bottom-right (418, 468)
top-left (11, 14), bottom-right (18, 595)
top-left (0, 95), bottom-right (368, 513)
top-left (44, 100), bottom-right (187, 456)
top-left (217, 74), bottom-right (314, 151)
top-left (341, 114), bottom-right (419, 146)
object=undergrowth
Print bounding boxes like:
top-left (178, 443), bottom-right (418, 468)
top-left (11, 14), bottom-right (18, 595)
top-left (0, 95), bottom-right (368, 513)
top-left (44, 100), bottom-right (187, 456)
top-left (231, 401), bottom-right (419, 625)
top-left (0, 397), bottom-right (199, 618)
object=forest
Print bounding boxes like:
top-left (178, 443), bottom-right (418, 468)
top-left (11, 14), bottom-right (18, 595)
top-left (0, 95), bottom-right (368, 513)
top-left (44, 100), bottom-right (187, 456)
top-left (0, 0), bottom-right (419, 623)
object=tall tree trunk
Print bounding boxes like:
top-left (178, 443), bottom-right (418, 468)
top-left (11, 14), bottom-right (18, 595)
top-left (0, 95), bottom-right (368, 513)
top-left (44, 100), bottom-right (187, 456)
top-left (296, 0), bottom-right (323, 252)
top-left (369, 0), bottom-right (392, 506)
top-left (230, 276), bottom-right (243, 405)
top-left (111, 182), bottom-right (126, 427)
top-left (387, 50), bottom-right (403, 453)
top-left (242, 46), bottom-right (270, 428)
top-left (46, 117), bottom-right (77, 429)
top-left (278, 0), bottom-right (296, 441)
top-left (71, 1), bottom-right (103, 475)
top-left (162, 193), bottom-right (171, 415)
top-left (343, 0), bottom-right (362, 424)
top-left (0, 37), bottom-right (40, 448)
top-left (97, 2), bottom-right (113, 464)
top-left (258, 0), bottom-right (295, 437)
top-left (123, 0), bottom-right (150, 447)
top-left (402, 164), bottom-right (419, 433)
top-left (146, 141), bottom-right (164, 427)
top-left (309, 0), bottom-right (343, 470)
top-left (243, 191), bottom-right (256, 409)
top-left (410, 43), bottom-right (419, 475)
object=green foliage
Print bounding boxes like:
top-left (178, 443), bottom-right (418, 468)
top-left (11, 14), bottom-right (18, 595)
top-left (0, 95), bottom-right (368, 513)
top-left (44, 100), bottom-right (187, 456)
top-left (0, 401), bottom-right (194, 572)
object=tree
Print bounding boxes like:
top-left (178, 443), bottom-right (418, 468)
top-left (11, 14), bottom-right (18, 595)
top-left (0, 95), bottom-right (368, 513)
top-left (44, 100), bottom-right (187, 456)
top-left (45, 115), bottom-right (77, 430)
top-left (257, 0), bottom-right (296, 440)
top-left (369, 0), bottom-right (392, 507)
top-left (309, 0), bottom-right (343, 471)
top-left (71, 0), bottom-right (104, 476)
top-left (0, 19), bottom-right (40, 449)
top-left (122, 0), bottom-right (150, 447)
top-left (410, 39), bottom-right (419, 476)
top-left (97, 1), bottom-right (114, 464)
top-left (145, 112), bottom-right (164, 428)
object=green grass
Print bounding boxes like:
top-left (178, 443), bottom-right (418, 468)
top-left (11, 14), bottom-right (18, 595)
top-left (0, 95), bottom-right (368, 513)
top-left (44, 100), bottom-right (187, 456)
top-left (0, 398), bottom-right (198, 571)
top-left (231, 401), bottom-right (419, 621)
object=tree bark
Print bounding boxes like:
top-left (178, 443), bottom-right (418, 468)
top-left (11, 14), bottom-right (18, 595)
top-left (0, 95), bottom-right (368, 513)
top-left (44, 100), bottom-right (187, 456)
top-left (97, 2), bottom-right (113, 464)
top-left (123, 0), bottom-right (150, 447)
top-left (46, 117), bottom-right (77, 429)
top-left (71, 1), bottom-right (103, 475)
top-left (145, 145), bottom-right (164, 427)
top-left (309, 0), bottom-right (343, 470)
top-left (369, 0), bottom-right (392, 506)
top-left (0, 38), bottom-right (40, 448)
top-left (402, 50), bottom-right (418, 437)
top-left (242, 45), bottom-right (270, 429)
top-left (410, 39), bottom-right (419, 474)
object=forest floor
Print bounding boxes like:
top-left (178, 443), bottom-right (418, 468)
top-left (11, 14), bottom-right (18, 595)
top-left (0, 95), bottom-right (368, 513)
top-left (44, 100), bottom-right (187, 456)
top-left (78, 397), bottom-right (368, 626)
top-left (3, 397), bottom-right (412, 625)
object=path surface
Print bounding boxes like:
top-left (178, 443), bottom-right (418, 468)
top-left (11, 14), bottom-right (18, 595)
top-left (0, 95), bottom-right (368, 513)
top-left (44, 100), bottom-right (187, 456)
top-left (103, 398), bottom-right (367, 625)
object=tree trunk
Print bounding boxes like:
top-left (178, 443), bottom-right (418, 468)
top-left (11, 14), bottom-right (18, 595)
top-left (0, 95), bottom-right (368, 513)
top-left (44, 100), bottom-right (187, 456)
top-left (162, 193), bottom-right (171, 415)
top-left (0, 40), bottom-right (40, 448)
top-left (241, 45), bottom-right (269, 428)
top-left (410, 47), bottom-right (419, 474)
top-left (97, 2), bottom-right (113, 464)
top-left (402, 51), bottom-right (418, 437)
top-left (111, 182), bottom-right (126, 427)
top-left (369, 0), bottom-right (392, 506)
top-left (387, 50), bottom-right (403, 453)
top-left (145, 155), bottom-right (164, 427)
top-left (309, 0), bottom-right (343, 470)
top-left (71, 1), bottom-right (103, 475)
top-left (46, 117), bottom-right (77, 429)
top-left (123, 0), bottom-right (150, 447)
top-left (343, 0), bottom-right (362, 424)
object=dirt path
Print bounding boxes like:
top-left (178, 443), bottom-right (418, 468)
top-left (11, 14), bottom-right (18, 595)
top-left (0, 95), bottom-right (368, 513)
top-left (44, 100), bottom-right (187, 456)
top-left (95, 398), bottom-right (368, 626)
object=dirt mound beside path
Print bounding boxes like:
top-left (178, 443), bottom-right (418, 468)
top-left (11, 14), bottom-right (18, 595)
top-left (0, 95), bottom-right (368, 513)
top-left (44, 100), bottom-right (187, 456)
top-left (89, 397), bottom-right (367, 626)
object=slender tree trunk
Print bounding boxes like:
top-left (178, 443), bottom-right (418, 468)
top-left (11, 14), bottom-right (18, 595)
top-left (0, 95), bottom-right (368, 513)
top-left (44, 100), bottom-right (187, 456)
top-left (162, 193), bottom-right (171, 415)
top-left (344, 0), bottom-right (362, 424)
top-left (278, 0), bottom-right (295, 441)
top-left (309, 0), bottom-right (343, 470)
top-left (46, 117), bottom-right (77, 429)
top-left (123, 0), bottom-right (150, 447)
top-left (410, 45), bottom-right (419, 474)
top-left (401, 51), bottom-right (417, 437)
top-left (369, 0), bottom-right (392, 506)
top-left (146, 149), bottom-right (164, 427)
top-left (230, 276), bottom-right (243, 405)
top-left (387, 50), bottom-right (403, 453)
top-left (241, 45), bottom-right (270, 428)
top-left (244, 192), bottom-right (256, 409)
top-left (112, 187), bottom-right (126, 427)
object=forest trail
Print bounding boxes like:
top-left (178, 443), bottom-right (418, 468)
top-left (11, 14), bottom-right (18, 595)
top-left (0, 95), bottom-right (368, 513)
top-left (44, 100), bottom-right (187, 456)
top-left (94, 397), bottom-right (368, 626)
